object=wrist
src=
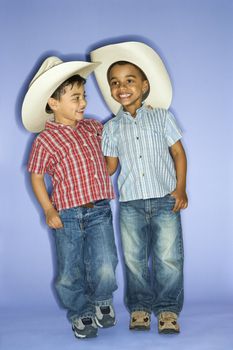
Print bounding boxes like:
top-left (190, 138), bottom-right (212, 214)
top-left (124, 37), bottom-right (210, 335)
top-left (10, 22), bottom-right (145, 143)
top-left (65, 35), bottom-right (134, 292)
top-left (44, 206), bottom-right (55, 215)
top-left (176, 182), bottom-right (186, 191)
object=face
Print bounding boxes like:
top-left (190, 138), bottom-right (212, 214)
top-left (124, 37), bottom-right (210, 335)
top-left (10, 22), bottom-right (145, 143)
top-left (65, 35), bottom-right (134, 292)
top-left (48, 83), bottom-right (87, 127)
top-left (108, 63), bottom-right (149, 116)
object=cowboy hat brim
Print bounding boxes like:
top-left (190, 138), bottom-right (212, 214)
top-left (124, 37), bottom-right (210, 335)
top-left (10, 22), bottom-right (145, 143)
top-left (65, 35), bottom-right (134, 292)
top-left (22, 60), bottom-right (100, 133)
top-left (90, 41), bottom-right (172, 115)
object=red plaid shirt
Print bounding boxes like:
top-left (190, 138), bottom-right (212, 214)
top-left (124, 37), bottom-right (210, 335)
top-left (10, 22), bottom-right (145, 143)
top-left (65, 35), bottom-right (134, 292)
top-left (28, 120), bottom-right (114, 210)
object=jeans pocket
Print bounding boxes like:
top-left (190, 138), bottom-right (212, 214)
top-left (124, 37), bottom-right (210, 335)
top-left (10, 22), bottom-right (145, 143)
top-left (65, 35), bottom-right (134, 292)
top-left (160, 194), bottom-right (176, 213)
top-left (167, 193), bottom-right (176, 201)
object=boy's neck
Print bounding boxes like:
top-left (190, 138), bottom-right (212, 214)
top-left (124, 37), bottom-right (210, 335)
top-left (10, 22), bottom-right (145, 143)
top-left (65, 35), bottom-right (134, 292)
top-left (53, 112), bottom-right (84, 128)
top-left (123, 103), bottom-right (143, 118)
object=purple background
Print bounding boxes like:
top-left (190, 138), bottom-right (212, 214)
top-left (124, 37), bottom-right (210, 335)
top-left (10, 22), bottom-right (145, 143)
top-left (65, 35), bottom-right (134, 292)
top-left (0, 0), bottom-right (232, 349)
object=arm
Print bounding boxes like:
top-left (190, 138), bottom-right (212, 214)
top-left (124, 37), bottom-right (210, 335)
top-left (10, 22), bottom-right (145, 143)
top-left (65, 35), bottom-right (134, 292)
top-left (31, 173), bottom-right (63, 229)
top-left (105, 156), bottom-right (119, 176)
top-left (169, 140), bottom-right (188, 212)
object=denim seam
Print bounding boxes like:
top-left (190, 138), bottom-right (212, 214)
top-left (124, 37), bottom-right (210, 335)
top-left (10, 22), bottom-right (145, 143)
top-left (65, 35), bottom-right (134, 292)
top-left (176, 287), bottom-right (184, 302)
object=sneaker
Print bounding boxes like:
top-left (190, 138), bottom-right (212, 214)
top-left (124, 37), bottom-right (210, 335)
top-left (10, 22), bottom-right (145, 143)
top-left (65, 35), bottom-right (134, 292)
top-left (95, 305), bottom-right (116, 328)
top-left (158, 312), bottom-right (180, 334)
top-left (129, 311), bottom-right (151, 330)
top-left (72, 317), bottom-right (98, 339)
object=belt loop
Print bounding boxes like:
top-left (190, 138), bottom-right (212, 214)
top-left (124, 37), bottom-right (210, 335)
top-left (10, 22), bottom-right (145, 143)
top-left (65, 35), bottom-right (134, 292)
top-left (82, 202), bottom-right (94, 208)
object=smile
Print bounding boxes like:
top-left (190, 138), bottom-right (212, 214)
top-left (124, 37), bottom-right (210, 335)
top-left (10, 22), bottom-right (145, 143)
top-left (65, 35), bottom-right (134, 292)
top-left (119, 93), bottom-right (131, 99)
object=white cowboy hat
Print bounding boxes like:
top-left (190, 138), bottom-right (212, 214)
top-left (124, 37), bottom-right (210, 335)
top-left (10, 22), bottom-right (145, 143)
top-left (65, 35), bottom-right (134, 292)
top-left (22, 56), bottom-right (100, 132)
top-left (90, 41), bottom-right (172, 115)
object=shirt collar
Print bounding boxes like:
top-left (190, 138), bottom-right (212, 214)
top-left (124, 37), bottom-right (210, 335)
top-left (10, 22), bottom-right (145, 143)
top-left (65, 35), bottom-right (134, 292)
top-left (116, 103), bottom-right (146, 120)
top-left (45, 120), bottom-right (86, 130)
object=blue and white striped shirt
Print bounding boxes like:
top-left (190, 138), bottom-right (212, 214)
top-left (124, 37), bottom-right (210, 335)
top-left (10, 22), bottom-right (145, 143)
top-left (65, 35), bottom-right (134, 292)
top-left (102, 105), bottom-right (182, 201)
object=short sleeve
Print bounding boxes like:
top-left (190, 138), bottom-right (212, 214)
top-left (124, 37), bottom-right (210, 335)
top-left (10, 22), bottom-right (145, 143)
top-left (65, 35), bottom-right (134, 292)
top-left (102, 122), bottom-right (119, 157)
top-left (164, 111), bottom-right (182, 147)
top-left (28, 138), bottom-right (53, 174)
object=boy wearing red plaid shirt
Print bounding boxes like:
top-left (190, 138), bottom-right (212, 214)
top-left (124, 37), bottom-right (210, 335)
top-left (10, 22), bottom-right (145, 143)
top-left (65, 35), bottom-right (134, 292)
top-left (22, 57), bottom-right (118, 339)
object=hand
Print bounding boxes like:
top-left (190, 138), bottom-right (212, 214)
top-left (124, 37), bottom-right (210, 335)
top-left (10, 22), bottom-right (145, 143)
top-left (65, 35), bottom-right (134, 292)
top-left (45, 207), bottom-right (63, 229)
top-left (170, 189), bottom-right (188, 212)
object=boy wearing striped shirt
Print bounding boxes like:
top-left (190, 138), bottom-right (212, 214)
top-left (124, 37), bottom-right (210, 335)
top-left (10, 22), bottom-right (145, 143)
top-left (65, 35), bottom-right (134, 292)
top-left (22, 57), bottom-right (118, 339)
top-left (91, 42), bottom-right (188, 334)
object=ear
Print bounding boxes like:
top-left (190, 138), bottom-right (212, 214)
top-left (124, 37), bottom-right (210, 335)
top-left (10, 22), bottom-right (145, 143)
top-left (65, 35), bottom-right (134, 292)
top-left (48, 97), bottom-right (59, 112)
top-left (142, 80), bottom-right (149, 94)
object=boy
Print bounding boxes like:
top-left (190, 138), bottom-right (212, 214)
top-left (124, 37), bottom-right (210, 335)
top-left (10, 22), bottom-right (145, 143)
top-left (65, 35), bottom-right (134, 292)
top-left (90, 42), bottom-right (188, 334)
top-left (22, 56), bottom-right (118, 339)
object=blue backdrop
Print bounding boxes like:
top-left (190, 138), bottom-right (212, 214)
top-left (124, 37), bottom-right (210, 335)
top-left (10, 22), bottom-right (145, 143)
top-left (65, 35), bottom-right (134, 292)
top-left (0, 0), bottom-right (232, 313)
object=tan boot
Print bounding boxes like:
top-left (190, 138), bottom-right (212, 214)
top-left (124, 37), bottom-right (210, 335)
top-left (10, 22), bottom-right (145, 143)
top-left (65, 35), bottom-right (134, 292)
top-left (129, 311), bottom-right (151, 330)
top-left (158, 312), bottom-right (180, 334)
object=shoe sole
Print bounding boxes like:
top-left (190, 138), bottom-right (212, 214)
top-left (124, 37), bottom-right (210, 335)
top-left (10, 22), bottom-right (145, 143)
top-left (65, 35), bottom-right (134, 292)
top-left (159, 329), bottom-right (180, 334)
top-left (129, 326), bottom-right (150, 331)
top-left (95, 316), bottom-right (116, 328)
top-left (73, 331), bottom-right (98, 339)
top-left (72, 326), bottom-right (98, 339)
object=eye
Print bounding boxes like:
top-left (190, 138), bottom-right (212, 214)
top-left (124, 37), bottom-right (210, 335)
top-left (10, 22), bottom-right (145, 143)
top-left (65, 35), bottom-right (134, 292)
top-left (73, 94), bottom-right (86, 101)
top-left (127, 79), bottom-right (134, 84)
top-left (111, 81), bottom-right (119, 87)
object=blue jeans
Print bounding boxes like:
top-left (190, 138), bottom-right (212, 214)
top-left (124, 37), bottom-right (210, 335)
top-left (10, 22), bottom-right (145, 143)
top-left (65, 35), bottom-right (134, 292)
top-left (53, 200), bottom-right (118, 322)
top-left (120, 195), bottom-right (184, 316)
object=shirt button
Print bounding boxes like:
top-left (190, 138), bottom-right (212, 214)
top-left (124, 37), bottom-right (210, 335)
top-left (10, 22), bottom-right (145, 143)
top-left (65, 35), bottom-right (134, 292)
top-left (136, 137), bottom-right (139, 140)
top-left (142, 173), bottom-right (144, 176)
top-left (139, 155), bottom-right (142, 159)
top-left (94, 174), bottom-right (98, 178)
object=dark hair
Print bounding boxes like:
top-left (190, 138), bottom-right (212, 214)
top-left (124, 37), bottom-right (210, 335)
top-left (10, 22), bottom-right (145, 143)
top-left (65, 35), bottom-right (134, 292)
top-left (107, 61), bottom-right (148, 82)
top-left (46, 74), bottom-right (86, 114)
